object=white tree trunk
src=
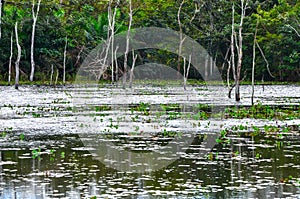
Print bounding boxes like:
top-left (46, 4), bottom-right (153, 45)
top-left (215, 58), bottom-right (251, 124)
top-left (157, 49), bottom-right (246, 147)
top-left (177, 0), bottom-right (185, 78)
top-left (235, 0), bottom-right (248, 101)
top-left (109, 0), bottom-right (119, 84)
top-left (129, 51), bottom-right (138, 88)
top-left (210, 56), bottom-right (213, 76)
top-left (183, 55), bottom-right (191, 90)
top-left (251, 21), bottom-right (258, 106)
top-left (108, 0), bottom-right (113, 83)
top-left (15, 22), bottom-right (21, 89)
top-left (123, 0), bottom-right (133, 89)
top-left (227, 56), bottom-right (232, 90)
top-left (114, 46), bottom-right (119, 86)
top-left (256, 41), bottom-right (274, 78)
top-left (30, 0), bottom-right (42, 82)
top-left (50, 64), bottom-right (54, 85)
top-left (230, 3), bottom-right (236, 86)
top-left (63, 36), bottom-right (67, 85)
top-left (9, 32), bottom-right (13, 85)
top-left (55, 69), bottom-right (59, 86)
top-left (204, 53), bottom-right (209, 80)
top-left (229, 0), bottom-right (248, 101)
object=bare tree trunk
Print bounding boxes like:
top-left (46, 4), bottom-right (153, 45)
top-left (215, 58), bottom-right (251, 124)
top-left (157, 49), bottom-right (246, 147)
top-left (235, 0), bottom-right (248, 101)
top-left (227, 56), bottom-right (231, 91)
top-left (210, 56), bottom-right (213, 76)
top-left (109, 0), bottom-right (119, 84)
top-left (122, 0), bottom-right (133, 89)
top-left (30, 0), bottom-right (42, 82)
top-left (229, 0), bottom-right (248, 101)
top-left (221, 46), bottom-right (230, 75)
top-left (114, 46), bottom-right (119, 87)
top-left (15, 22), bottom-right (21, 90)
top-left (74, 46), bottom-right (84, 67)
top-left (177, 0), bottom-right (185, 78)
top-left (63, 36), bottom-right (67, 85)
top-left (230, 3), bottom-right (236, 87)
top-left (8, 32), bottom-right (13, 85)
top-left (256, 41), bottom-right (274, 78)
top-left (129, 51), bottom-right (138, 88)
top-left (204, 53), bottom-right (209, 80)
top-left (50, 64), bottom-right (54, 85)
top-left (251, 21), bottom-right (259, 106)
top-left (286, 24), bottom-right (300, 38)
top-left (183, 55), bottom-right (191, 90)
top-left (55, 69), bottom-right (59, 86)
top-left (108, 0), bottom-right (113, 83)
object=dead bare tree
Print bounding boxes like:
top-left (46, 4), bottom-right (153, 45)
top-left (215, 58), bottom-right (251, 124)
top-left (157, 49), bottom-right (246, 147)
top-left (227, 56), bottom-right (232, 89)
top-left (286, 24), bottom-right (300, 38)
top-left (177, 0), bottom-right (185, 78)
top-left (205, 54), bottom-right (209, 80)
top-left (114, 46), bottom-right (119, 86)
top-left (221, 47), bottom-right (230, 75)
top-left (183, 55), bottom-right (191, 90)
top-left (251, 21), bottom-right (259, 105)
top-left (30, 0), bottom-right (42, 82)
top-left (251, 20), bottom-right (275, 105)
top-left (190, 0), bottom-right (203, 22)
top-left (122, 0), bottom-right (133, 89)
top-left (55, 69), bottom-right (59, 86)
top-left (15, 22), bottom-right (21, 89)
top-left (229, 0), bottom-right (249, 101)
top-left (229, 3), bottom-right (237, 98)
top-left (129, 51), bottom-right (138, 89)
top-left (50, 64), bottom-right (54, 85)
top-left (108, 0), bottom-right (120, 84)
top-left (256, 41), bottom-right (275, 79)
top-left (63, 36), bottom-right (67, 85)
top-left (8, 32), bottom-right (13, 85)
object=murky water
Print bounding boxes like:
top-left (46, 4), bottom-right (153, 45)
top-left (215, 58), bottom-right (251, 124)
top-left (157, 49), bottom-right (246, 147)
top-left (0, 84), bottom-right (299, 198)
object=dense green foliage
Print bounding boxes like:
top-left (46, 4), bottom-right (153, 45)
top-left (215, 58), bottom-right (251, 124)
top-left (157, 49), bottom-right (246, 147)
top-left (0, 0), bottom-right (299, 83)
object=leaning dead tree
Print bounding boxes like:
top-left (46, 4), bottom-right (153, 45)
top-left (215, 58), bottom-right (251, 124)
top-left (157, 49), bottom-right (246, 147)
top-left (229, 0), bottom-right (249, 101)
top-left (251, 20), bottom-right (275, 105)
top-left (15, 22), bottom-right (21, 89)
top-left (30, 0), bottom-right (42, 82)
top-left (122, 0), bottom-right (133, 89)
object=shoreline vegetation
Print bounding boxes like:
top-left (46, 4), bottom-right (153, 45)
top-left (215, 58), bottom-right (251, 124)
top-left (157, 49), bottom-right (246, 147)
top-left (1, 79), bottom-right (299, 87)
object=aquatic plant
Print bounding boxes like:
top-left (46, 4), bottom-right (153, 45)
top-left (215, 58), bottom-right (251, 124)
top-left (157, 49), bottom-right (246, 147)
top-left (224, 103), bottom-right (300, 120)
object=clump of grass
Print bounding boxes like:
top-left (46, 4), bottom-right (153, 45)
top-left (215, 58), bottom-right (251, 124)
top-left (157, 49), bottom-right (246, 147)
top-left (130, 102), bottom-right (150, 116)
top-left (95, 105), bottom-right (111, 112)
top-left (161, 104), bottom-right (181, 111)
top-left (224, 103), bottom-right (299, 120)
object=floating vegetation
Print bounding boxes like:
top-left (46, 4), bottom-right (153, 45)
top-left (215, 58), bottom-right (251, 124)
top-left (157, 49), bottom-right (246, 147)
top-left (224, 103), bottom-right (300, 120)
